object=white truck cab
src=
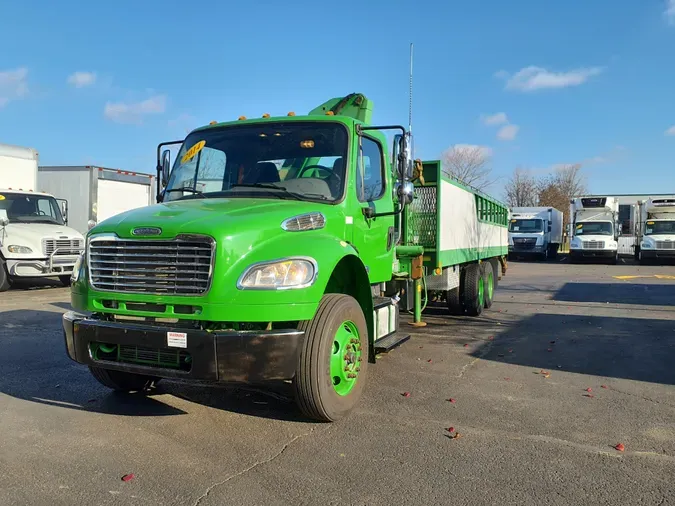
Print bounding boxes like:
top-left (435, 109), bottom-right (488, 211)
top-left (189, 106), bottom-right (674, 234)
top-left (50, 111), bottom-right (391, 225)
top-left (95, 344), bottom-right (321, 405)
top-left (508, 207), bottom-right (563, 261)
top-left (636, 198), bottom-right (675, 264)
top-left (0, 142), bottom-right (84, 291)
top-left (569, 196), bottom-right (620, 264)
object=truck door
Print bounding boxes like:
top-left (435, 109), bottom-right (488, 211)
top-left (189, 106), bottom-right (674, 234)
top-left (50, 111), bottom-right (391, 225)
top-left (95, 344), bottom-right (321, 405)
top-left (350, 134), bottom-right (395, 284)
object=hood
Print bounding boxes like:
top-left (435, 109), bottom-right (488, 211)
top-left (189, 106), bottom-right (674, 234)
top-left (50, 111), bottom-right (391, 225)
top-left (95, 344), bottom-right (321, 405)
top-left (1, 222), bottom-right (84, 256)
top-left (90, 197), bottom-right (337, 239)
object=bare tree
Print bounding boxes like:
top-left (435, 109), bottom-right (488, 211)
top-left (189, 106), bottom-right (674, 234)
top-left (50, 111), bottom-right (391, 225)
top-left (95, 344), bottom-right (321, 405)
top-left (537, 164), bottom-right (587, 232)
top-left (551, 163), bottom-right (587, 199)
top-left (441, 144), bottom-right (495, 191)
top-left (503, 166), bottom-right (539, 207)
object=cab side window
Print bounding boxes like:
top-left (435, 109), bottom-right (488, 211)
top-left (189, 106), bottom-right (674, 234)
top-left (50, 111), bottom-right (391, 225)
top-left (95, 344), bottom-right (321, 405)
top-left (356, 136), bottom-right (385, 202)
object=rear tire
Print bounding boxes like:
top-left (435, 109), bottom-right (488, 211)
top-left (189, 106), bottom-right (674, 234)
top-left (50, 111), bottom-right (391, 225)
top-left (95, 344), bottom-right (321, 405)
top-left (462, 263), bottom-right (484, 317)
top-left (446, 287), bottom-right (464, 315)
top-left (295, 293), bottom-right (368, 422)
top-left (88, 366), bottom-right (159, 392)
top-left (482, 262), bottom-right (495, 309)
top-left (0, 259), bottom-right (11, 292)
top-left (59, 275), bottom-right (72, 287)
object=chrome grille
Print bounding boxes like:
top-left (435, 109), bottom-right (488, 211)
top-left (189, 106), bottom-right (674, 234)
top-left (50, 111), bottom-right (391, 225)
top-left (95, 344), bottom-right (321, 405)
top-left (582, 240), bottom-right (605, 250)
top-left (655, 240), bottom-right (674, 250)
top-left (513, 237), bottom-right (537, 250)
top-left (43, 239), bottom-right (83, 256)
top-left (88, 235), bottom-right (214, 295)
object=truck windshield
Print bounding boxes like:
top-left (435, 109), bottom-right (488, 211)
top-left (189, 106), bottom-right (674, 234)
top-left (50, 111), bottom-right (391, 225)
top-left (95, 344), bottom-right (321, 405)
top-left (509, 219), bottom-right (543, 233)
top-left (645, 220), bottom-right (675, 235)
top-left (164, 121), bottom-right (349, 203)
top-left (575, 222), bottom-right (613, 236)
top-left (0, 193), bottom-right (65, 225)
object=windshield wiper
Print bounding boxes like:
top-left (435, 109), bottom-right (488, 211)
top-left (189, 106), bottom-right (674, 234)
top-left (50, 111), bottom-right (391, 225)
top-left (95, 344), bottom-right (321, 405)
top-left (164, 188), bottom-right (205, 199)
top-left (230, 183), bottom-right (303, 200)
top-left (230, 183), bottom-right (329, 201)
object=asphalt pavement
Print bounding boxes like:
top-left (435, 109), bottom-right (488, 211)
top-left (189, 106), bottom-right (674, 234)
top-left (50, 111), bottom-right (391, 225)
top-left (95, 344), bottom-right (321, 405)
top-left (1, 258), bottom-right (674, 505)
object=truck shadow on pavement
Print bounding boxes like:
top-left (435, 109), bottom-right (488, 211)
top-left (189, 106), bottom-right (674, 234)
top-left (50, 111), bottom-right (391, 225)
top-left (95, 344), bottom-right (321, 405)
top-left (0, 309), bottom-right (308, 422)
top-left (471, 311), bottom-right (675, 386)
top-left (553, 282), bottom-right (675, 307)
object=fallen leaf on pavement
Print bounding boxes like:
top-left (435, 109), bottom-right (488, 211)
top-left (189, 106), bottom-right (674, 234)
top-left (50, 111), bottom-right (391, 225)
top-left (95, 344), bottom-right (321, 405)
top-left (446, 427), bottom-right (455, 433)
top-left (504, 377), bottom-right (511, 381)
top-left (121, 474), bottom-right (135, 482)
top-left (601, 385), bottom-right (608, 389)
top-left (427, 359), bottom-right (432, 363)
top-left (448, 432), bottom-right (462, 439)
top-left (401, 392), bottom-right (411, 397)
top-left (488, 336), bottom-right (494, 340)
top-left (584, 394), bottom-right (594, 398)
top-left (508, 349), bottom-right (513, 353)
top-left (586, 387), bottom-right (592, 392)
top-left (615, 443), bottom-right (625, 452)
top-left (463, 343), bottom-right (469, 348)
top-left (447, 398), bottom-right (456, 403)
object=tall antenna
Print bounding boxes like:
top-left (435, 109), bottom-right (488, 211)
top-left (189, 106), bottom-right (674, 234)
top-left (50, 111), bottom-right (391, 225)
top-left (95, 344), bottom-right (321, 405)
top-left (408, 42), bottom-right (414, 133)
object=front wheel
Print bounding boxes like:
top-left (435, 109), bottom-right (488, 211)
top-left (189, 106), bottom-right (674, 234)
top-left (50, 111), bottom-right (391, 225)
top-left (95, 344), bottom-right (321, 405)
top-left (294, 294), bottom-right (369, 422)
top-left (88, 366), bottom-right (159, 392)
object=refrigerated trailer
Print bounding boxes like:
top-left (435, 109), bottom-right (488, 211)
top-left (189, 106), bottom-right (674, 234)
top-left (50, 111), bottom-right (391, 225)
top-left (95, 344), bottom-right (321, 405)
top-left (569, 196), bottom-right (620, 264)
top-left (635, 197), bottom-right (675, 264)
top-left (37, 166), bottom-right (157, 236)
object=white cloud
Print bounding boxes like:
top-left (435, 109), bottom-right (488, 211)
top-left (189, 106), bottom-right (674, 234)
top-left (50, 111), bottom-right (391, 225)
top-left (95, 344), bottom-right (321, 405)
top-left (0, 67), bottom-right (29, 108)
top-left (497, 124), bottom-right (519, 141)
top-left (67, 71), bottom-right (96, 88)
top-left (499, 65), bottom-right (603, 92)
top-left (104, 95), bottom-right (167, 124)
top-left (666, 0), bottom-right (675, 25)
top-left (665, 125), bottom-right (675, 136)
top-left (482, 112), bottom-right (508, 126)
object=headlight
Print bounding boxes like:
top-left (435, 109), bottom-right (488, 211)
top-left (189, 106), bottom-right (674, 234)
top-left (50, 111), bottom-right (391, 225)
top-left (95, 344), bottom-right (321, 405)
top-left (8, 245), bottom-right (33, 254)
top-left (238, 258), bottom-right (317, 290)
top-left (641, 242), bottom-right (652, 249)
top-left (70, 253), bottom-right (84, 283)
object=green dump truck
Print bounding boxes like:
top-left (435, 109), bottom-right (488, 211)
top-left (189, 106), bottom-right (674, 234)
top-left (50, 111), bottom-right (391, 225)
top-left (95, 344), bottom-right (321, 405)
top-left (63, 93), bottom-right (508, 421)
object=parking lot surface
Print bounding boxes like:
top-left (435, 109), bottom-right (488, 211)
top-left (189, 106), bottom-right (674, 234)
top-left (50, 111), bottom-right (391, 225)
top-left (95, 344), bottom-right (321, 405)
top-left (1, 260), bottom-right (674, 505)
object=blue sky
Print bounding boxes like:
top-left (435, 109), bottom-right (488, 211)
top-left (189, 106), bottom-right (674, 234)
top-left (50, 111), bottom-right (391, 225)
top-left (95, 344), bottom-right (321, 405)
top-left (1, 0), bottom-right (674, 198)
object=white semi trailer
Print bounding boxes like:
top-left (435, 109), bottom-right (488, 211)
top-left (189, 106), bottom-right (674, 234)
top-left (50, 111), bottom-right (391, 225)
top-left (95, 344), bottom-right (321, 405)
top-left (635, 197), bottom-right (675, 264)
top-left (569, 196), bottom-right (620, 264)
top-left (508, 206), bottom-right (563, 260)
top-left (0, 143), bottom-right (84, 291)
top-left (37, 166), bottom-right (157, 236)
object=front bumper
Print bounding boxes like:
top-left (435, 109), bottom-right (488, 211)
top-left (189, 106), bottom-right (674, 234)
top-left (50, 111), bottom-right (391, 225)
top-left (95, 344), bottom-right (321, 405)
top-left (509, 245), bottom-right (545, 253)
top-left (62, 311), bottom-right (304, 384)
top-left (641, 249), bottom-right (675, 259)
top-left (569, 249), bottom-right (616, 259)
top-left (6, 252), bottom-right (80, 277)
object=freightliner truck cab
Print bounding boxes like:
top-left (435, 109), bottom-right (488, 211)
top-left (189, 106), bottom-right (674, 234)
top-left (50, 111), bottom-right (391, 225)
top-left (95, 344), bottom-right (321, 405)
top-left (63, 93), bottom-right (420, 421)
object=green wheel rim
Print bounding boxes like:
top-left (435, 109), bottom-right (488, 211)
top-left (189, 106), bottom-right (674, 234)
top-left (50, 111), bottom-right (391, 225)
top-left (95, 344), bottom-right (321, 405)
top-left (478, 276), bottom-right (484, 307)
top-left (330, 320), bottom-right (362, 396)
top-left (487, 272), bottom-right (494, 300)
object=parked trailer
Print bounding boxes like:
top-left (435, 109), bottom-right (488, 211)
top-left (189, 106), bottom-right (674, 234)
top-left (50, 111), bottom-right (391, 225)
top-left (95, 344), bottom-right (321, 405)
top-left (62, 92), bottom-right (508, 422)
top-left (37, 166), bottom-right (157, 236)
top-left (634, 197), bottom-right (675, 264)
top-left (569, 196), bottom-right (620, 264)
top-left (507, 206), bottom-right (563, 261)
top-left (0, 143), bottom-right (84, 291)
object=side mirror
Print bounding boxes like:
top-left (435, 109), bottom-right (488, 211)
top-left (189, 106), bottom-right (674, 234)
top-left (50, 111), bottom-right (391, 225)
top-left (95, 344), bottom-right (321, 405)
top-left (0, 211), bottom-right (8, 227)
top-left (58, 199), bottom-right (68, 224)
top-left (161, 149), bottom-right (171, 188)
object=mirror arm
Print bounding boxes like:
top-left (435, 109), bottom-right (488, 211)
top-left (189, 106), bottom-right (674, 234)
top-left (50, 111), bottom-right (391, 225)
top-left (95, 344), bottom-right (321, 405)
top-left (362, 206), bottom-right (404, 219)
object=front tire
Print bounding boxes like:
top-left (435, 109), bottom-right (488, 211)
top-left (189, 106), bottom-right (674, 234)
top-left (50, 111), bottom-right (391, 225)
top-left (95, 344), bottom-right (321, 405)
top-left (0, 259), bottom-right (11, 292)
top-left (88, 366), bottom-right (159, 392)
top-left (295, 294), bottom-right (369, 422)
